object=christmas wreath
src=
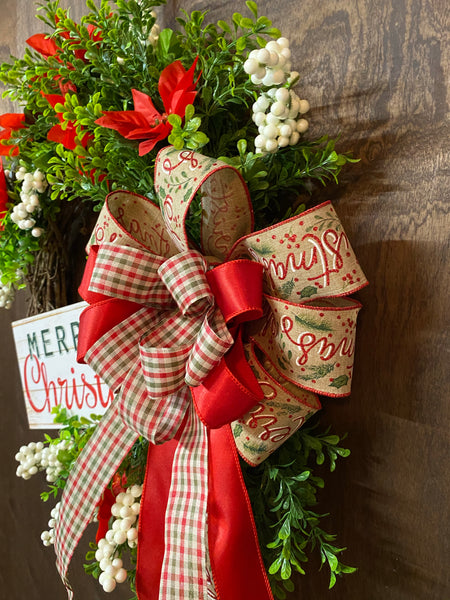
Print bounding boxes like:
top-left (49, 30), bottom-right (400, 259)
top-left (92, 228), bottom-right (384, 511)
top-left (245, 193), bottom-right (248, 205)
top-left (3, 1), bottom-right (367, 599)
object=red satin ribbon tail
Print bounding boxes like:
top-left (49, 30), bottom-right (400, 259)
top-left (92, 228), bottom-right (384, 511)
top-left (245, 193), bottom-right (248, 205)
top-left (208, 425), bottom-right (274, 600)
top-left (136, 438), bottom-right (179, 600)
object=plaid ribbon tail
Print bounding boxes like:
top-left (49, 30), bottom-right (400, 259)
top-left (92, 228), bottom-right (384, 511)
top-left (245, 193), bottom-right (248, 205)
top-left (159, 402), bottom-right (210, 600)
top-left (54, 399), bottom-right (137, 594)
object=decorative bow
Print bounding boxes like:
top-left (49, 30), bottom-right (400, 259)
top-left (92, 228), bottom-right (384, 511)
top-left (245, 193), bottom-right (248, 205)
top-left (54, 147), bottom-right (367, 600)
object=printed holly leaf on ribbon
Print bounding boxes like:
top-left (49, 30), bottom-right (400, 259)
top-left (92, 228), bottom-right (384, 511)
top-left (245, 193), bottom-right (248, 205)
top-left (249, 243), bottom-right (273, 256)
top-left (233, 423), bottom-right (243, 437)
top-left (280, 279), bottom-right (295, 298)
top-left (243, 441), bottom-right (268, 455)
top-left (295, 314), bottom-right (333, 332)
top-left (298, 363), bottom-right (335, 381)
top-left (329, 375), bottom-right (349, 389)
top-left (305, 211), bottom-right (342, 232)
top-left (277, 356), bottom-right (289, 371)
top-left (300, 285), bottom-right (317, 298)
top-left (266, 400), bottom-right (312, 416)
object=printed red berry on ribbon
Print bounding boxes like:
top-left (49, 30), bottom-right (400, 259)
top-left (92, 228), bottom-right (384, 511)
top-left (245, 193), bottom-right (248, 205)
top-left (53, 146), bottom-right (367, 600)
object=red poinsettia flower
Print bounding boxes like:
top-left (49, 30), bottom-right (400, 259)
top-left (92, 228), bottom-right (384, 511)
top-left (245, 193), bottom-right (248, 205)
top-left (96, 57), bottom-right (199, 156)
top-left (27, 23), bottom-right (102, 94)
top-left (27, 33), bottom-right (78, 95)
top-left (0, 161), bottom-right (8, 230)
top-left (43, 93), bottom-right (91, 151)
top-left (27, 22), bottom-right (102, 63)
top-left (0, 113), bottom-right (26, 156)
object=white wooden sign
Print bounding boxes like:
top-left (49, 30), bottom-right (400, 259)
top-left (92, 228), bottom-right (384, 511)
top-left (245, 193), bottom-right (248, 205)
top-left (12, 301), bottom-right (113, 429)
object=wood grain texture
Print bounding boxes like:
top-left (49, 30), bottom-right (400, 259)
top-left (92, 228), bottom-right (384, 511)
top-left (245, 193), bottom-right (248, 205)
top-left (0, 1), bottom-right (448, 599)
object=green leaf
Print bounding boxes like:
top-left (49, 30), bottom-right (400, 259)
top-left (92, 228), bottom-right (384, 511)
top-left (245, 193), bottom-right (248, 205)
top-left (240, 17), bottom-right (254, 29)
top-left (256, 35), bottom-right (267, 47)
top-left (184, 104), bottom-right (195, 122)
top-left (268, 556), bottom-right (283, 575)
top-left (280, 559), bottom-right (292, 580)
top-left (278, 519), bottom-right (291, 540)
top-left (246, 1), bottom-right (258, 18)
top-left (237, 138), bottom-right (247, 155)
top-left (338, 564), bottom-right (357, 574)
top-left (158, 28), bottom-right (174, 54)
top-left (257, 16), bottom-right (272, 28)
top-left (283, 578), bottom-right (295, 592)
top-left (293, 470), bottom-right (310, 482)
top-left (232, 13), bottom-right (243, 27)
top-left (167, 114), bottom-right (182, 127)
top-left (321, 435), bottom-right (341, 445)
top-left (236, 37), bottom-right (247, 53)
top-left (217, 20), bottom-right (231, 33)
top-left (266, 27), bottom-right (281, 38)
top-left (329, 571), bottom-right (337, 589)
top-left (325, 549), bottom-right (338, 571)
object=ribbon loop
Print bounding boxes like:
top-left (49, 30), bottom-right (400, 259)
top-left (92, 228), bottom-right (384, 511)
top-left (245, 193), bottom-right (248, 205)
top-left (158, 249), bottom-right (212, 316)
top-left (206, 259), bottom-right (264, 325)
top-left (90, 244), bottom-right (171, 306)
top-left (185, 310), bottom-right (233, 387)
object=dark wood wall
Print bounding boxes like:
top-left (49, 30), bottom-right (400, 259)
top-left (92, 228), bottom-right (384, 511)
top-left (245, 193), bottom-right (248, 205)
top-left (1, 1), bottom-right (448, 599)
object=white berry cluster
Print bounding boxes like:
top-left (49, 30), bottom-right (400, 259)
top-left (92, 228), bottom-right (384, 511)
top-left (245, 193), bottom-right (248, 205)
top-left (243, 38), bottom-right (310, 154)
top-left (15, 439), bottom-right (73, 482)
top-left (95, 484), bottom-right (143, 593)
top-left (0, 279), bottom-right (14, 309)
top-left (40, 502), bottom-right (60, 547)
top-left (9, 166), bottom-right (46, 236)
top-left (244, 38), bottom-right (292, 86)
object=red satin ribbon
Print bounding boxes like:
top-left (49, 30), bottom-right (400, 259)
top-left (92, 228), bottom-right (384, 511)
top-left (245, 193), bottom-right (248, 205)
top-left (95, 488), bottom-right (115, 544)
top-left (136, 437), bottom-right (180, 600)
top-left (77, 247), bottom-right (144, 364)
top-left (208, 426), bottom-right (273, 600)
top-left (95, 473), bottom-right (127, 543)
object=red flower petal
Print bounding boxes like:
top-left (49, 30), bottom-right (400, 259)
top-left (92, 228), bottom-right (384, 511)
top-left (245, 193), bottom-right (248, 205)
top-left (131, 89), bottom-right (161, 121)
top-left (159, 57), bottom-right (199, 113)
top-left (26, 33), bottom-right (59, 58)
top-left (43, 93), bottom-right (66, 110)
top-left (55, 76), bottom-right (77, 96)
top-left (138, 137), bottom-right (162, 156)
top-left (0, 113), bottom-right (26, 129)
top-left (128, 122), bottom-right (169, 141)
top-left (96, 111), bottom-right (150, 138)
top-left (47, 122), bottom-right (90, 151)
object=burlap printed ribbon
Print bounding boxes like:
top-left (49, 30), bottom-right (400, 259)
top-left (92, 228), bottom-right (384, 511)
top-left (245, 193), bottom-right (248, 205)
top-left (54, 146), bottom-right (367, 600)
